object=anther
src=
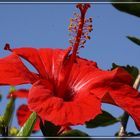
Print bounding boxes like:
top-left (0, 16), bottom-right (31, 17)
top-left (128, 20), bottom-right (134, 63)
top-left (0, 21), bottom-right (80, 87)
top-left (82, 40), bottom-right (86, 44)
top-left (84, 4), bottom-right (91, 9)
top-left (68, 4), bottom-right (92, 51)
top-left (89, 17), bottom-right (92, 22)
top-left (81, 46), bottom-right (85, 48)
top-left (76, 4), bottom-right (82, 9)
top-left (88, 24), bottom-right (92, 27)
top-left (85, 36), bottom-right (91, 40)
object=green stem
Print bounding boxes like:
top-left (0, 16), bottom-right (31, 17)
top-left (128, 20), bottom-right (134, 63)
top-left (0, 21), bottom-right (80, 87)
top-left (118, 71), bottom-right (140, 136)
top-left (3, 97), bottom-right (15, 127)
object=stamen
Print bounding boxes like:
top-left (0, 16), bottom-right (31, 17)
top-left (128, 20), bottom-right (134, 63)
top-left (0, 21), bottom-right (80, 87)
top-left (58, 4), bottom-right (92, 98)
top-left (68, 4), bottom-right (93, 51)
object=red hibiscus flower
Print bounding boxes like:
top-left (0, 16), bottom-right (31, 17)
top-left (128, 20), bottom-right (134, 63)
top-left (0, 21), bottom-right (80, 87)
top-left (0, 4), bottom-right (140, 130)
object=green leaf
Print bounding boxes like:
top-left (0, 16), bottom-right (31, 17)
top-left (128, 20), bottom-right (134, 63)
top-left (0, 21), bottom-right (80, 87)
top-left (17, 112), bottom-right (37, 137)
top-left (127, 36), bottom-right (140, 46)
top-left (111, 63), bottom-right (139, 83)
top-left (3, 97), bottom-right (15, 127)
top-left (40, 119), bottom-right (61, 136)
top-left (112, 1), bottom-right (140, 18)
top-left (86, 111), bottom-right (119, 128)
top-left (2, 86), bottom-right (16, 128)
top-left (60, 129), bottom-right (89, 138)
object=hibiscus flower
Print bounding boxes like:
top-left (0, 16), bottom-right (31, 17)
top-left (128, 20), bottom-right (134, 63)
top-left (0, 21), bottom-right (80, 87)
top-left (0, 4), bottom-right (140, 130)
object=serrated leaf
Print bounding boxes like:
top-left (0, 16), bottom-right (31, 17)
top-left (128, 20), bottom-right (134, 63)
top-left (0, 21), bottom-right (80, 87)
top-left (86, 111), bottom-right (119, 128)
top-left (40, 119), bottom-right (61, 136)
top-left (60, 129), bottom-right (89, 138)
top-left (111, 63), bottom-right (139, 83)
top-left (112, 1), bottom-right (140, 18)
top-left (17, 112), bottom-right (37, 137)
top-left (3, 97), bottom-right (15, 127)
top-left (127, 36), bottom-right (140, 46)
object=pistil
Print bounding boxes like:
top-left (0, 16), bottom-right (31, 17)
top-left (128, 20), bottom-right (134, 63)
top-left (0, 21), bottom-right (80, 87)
top-left (58, 4), bottom-right (92, 99)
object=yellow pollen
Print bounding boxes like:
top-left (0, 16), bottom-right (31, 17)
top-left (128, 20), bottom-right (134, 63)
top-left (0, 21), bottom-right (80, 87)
top-left (85, 36), bottom-right (90, 40)
top-left (82, 40), bottom-right (86, 44)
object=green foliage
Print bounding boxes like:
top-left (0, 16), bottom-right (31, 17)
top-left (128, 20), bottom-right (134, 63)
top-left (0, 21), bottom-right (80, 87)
top-left (112, 1), bottom-right (140, 48)
top-left (110, 3), bottom-right (140, 134)
top-left (86, 111), bottom-right (119, 128)
top-left (17, 112), bottom-right (37, 137)
top-left (127, 36), bottom-right (140, 46)
top-left (2, 86), bottom-right (16, 129)
top-left (39, 119), bottom-right (89, 138)
top-left (112, 63), bottom-right (139, 83)
top-left (112, 1), bottom-right (140, 18)
top-left (3, 98), bottom-right (15, 127)
top-left (60, 129), bottom-right (89, 137)
top-left (40, 119), bottom-right (61, 136)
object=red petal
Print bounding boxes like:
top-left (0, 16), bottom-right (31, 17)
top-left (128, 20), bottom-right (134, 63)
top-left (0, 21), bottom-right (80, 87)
top-left (7, 89), bottom-right (29, 99)
top-left (11, 48), bottom-right (48, 79)
top-left (0, 54), bottom-right (37, 86)
top-left (66, 58), bottom-right (132, 99)
top-left (16, 104), bottom-right (40, 131)
top-left (74, 61), bottom-right (140, 130)
top-left (28, 80), bottom-right (101, 126)
top-left (102, 83), bottom-right (140, 130)
top-left (10, 47), bottom-right (71, 81)
top-left (38, 47), bottom-right (71, 81)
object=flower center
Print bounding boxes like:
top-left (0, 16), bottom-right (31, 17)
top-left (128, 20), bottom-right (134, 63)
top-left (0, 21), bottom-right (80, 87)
top-left (63, 88), bottom-right (75, 102)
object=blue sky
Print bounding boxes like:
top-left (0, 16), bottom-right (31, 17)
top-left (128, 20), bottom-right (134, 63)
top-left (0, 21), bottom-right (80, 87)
top-left (0, 3), bottom-right (140, 136)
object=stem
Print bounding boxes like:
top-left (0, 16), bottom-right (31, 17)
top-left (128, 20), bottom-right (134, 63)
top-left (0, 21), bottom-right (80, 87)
top-left (118, 71), bottom-right (140, 136)
top-left (118, 112), bottom-right (129, 136)
top-left (3, 97), bottom-right (15, 127)
top-left (133, 72), bottom-right (140, 90)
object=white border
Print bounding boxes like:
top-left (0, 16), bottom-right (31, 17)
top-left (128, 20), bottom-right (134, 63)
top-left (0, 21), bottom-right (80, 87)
top-left (0, 2), bottom-right (139, 3)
